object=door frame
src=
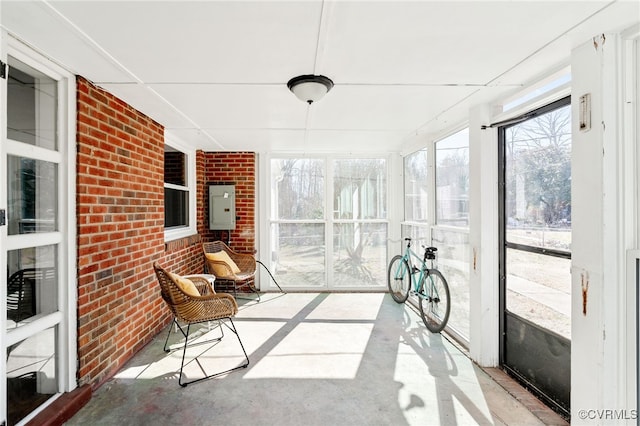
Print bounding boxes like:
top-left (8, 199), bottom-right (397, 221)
top-left (0, 33), bottom-right (77, 425)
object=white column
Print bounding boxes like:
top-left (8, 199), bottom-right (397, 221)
top-left (468, 104), bottom-right (499, 367)
top-left (388, 152), bottom-right (404, 258)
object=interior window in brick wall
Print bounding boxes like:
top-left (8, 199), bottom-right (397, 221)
top-left (164, 145), bottom-right (189, 228)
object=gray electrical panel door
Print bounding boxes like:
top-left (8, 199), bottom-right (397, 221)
top-left (209, 184), bottom-right (236, 230)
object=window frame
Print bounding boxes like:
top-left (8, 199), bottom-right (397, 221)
top-left (163, 133), bottom-right (196, 242)
top-left (265, 154), bottom-right (390, 291)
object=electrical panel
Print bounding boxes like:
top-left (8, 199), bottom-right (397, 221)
top-left (209, 184), bottom-right (236, 230)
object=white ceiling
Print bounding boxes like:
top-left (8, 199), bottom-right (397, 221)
top-left (2, 1), bottom-right (639, 154)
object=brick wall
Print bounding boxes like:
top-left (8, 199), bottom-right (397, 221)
top-left (75, 78), bottom-right (255, 388)
top-left (199, 152), bottom-right (256, 254)
top-left (163, 234), bottom-right (203, 274)
top-left (75, 77), bottom-right (202, 387)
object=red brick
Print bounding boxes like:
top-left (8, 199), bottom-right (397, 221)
top-left (75, 78), bottom-right (256, 390)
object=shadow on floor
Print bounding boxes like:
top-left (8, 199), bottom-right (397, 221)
top-left (65, 293), bottom-right (565, 426)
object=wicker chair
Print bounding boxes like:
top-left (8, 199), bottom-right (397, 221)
top-left (7, 268), bottom-right (55, 323)
top-left (202, 241), bottom-right (259, 300)
top-left (153, 262), bottom-right (249, 387)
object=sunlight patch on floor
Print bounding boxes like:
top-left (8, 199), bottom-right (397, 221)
top-left (306, 293), bottom-right (385, 320)
top-left (244, 322), bottom-right (374, 379)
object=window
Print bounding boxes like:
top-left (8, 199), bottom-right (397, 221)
top-left (435, 128), bottom-right (469, 227)
top-left (434, 129), bottom-right (470, 340)
top-left (333, 159), bottom-right (387, 287)
top-left (503, 100), bottom-right (572, 338)
top-left (270, 158), bottom-right (326, 288)
top-left (403, 149), bottom-right (429, 223)
top-left (502, 68), bottom-right (571, 113)
top-left (403, 131), bottom-right (472, 342)
top-left (268, 157), bottom-right (388, 290)
top-left (504, 105), bottom-right (571, 253)
top-left (164, 137), bottom-right (195, 240)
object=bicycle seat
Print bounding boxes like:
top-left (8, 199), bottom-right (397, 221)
top-left (424, 246), bottom-right (437, 260)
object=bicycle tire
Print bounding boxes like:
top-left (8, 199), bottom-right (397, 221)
top-left (387, 255), bottom-right (411, 303)
top-left (418, 269), bottom-right (451, 333)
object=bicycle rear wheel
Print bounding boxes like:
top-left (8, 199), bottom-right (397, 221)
top-left (418, 269), bottom-right (450, 333)
top-left (387, 255), bottom-right (411, 303)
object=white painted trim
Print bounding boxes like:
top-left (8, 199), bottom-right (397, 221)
top-left (621, 30), bottom-right (639, 415)
top-left (253, 153), bottom-right (261, 288)
top-left (600, 31), bottom-right (622, 411)
top-left (598, 31), bottom-right (640, 415)
top-left (258, 152), bottom-right (270, 290)
top-left (62, 70), bottom-right (78, 392)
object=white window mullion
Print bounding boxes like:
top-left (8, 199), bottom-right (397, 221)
top-left (5, 311), bottom-right (63, 347)
top-left (6, 232), bottom-right (63, 251)
top-left (326, 157), bottom-right (333, 289)
top-left (6, 140), bottom-right (63, 164)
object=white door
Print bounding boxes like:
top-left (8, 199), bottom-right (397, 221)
top-left (1, 34), bottom-right (76, 426)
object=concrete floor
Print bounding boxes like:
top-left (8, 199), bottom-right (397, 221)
top-left (65, 293), bottom-right (568, 425)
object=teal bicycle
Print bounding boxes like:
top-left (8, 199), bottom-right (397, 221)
top-left (387, 237), bottom-right (451, 333)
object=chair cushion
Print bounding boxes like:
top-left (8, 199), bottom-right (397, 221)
top-left (205, 251), bottom-right (241, 276)
top-left (169, 273), bottom-right (201, 297)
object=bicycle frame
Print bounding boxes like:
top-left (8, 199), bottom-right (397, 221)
top-left (397, 241), bottom-right (436, 300)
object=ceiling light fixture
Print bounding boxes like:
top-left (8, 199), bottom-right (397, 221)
top-left (287, 74), bottom-right (334, 104)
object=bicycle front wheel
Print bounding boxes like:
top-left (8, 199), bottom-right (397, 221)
top-left (418, 269), bottom-right (451, 333)
top-left (387, 255), bottom-right (411, 303)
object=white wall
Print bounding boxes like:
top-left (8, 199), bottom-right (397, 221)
top-left (571, 30), bottom-right (638, 424)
